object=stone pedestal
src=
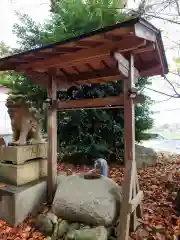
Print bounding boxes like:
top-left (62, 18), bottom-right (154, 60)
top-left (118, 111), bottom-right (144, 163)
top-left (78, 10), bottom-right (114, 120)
top-left (0, 173), bottom-right (67, 226)
top-left (0, 143), bottom-right (49, 226)
top-left (0, 143), bottom-right (48, 164)
top-left (0, 159), bottom-right (47, 186)
top-left (0, 180), bottom-right (47, 226)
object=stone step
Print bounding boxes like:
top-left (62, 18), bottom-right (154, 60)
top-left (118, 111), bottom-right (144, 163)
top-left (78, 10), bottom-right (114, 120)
top-left (0, 174), bottom-right (67, 226)
top-left (0, 158), bottom-right (47, 186)
top-left (0, 143), bottom-right (47, 164)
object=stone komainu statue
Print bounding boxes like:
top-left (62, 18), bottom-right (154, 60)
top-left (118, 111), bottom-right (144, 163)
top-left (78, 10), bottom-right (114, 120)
top-left (6, 94), bottom-right (43, 146)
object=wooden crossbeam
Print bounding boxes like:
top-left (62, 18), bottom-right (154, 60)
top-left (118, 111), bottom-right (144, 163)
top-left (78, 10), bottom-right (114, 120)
top-left (132, 44), bottom-right (155, 54)
top-left (56, 96), bottom-right (124, 110)
top-left (50, 95), bottom-right (145, 111)
top-left (77, 74), bottom-right (121, 85)
top-left (59, 68), bottom-right (120, 83)
top-left (113, 52), bottom-right (140, 79)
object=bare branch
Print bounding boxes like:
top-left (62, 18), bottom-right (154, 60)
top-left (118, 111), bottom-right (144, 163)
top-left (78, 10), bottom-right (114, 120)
top-left (174, 0), bottom-right (180, 15)
top-left (164, 36), bottom-right (180, 47)
top-left (145, 86), bottom-right (180, 98)
top-left (143, 13), bottom-right (180, 25)
top-left (170, 71), bottom-right (180, 77)
top-left (155, 95), bottom-right (176, 103)
top-left (163, 75), bottom-right (180, 96)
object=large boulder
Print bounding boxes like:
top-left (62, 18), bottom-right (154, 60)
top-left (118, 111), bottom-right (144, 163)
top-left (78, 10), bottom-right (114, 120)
top-left (156, 151), bottom-right (179, 164)
top-left (52, 175), bottom-right (121, 226)
top-left (135, 144), bottom-right (157, 168)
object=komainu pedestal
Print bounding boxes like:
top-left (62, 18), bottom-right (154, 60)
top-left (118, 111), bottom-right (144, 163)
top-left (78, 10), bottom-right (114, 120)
top-left (0, 143), bottom-right (48, 226)
top-left (0, 143), bottom-right (48, 164)
top-left (0, 158), bottom-right (47, 186)
top-left (0, 180), bottom-right (47, 226)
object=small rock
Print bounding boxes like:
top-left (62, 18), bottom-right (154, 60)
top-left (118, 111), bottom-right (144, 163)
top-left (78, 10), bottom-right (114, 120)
top-left (46, 212), bottom-right (58, 224)
top-left (172, 192), bottom-right (177, 198)
top-left (135, 145), bottom-right (157, 168)
top-left (35, 213), bottom-right (57, 236)
top-left (66, 222), bottom-right (80, 239)
top-left (66, 230), bottom-right (76, 240)
top-left (57, 220), bottom-right (69, 237)
top-left (136, 227), bottom-right (149, 239)
top-left (106, 227), bottom-right (112, 236)
top-left (68, 222), bottom-right (80, 231)
top-left (81, 225), bottom-right (91, 229)
top-left (58, 217), bottom-right (63, 223)
top-left (46, 237), bottom-right (51, 240)
top-left (80, 224), bottom-right (86, 228)
top-left (67, 226), bottom-right (108, 240)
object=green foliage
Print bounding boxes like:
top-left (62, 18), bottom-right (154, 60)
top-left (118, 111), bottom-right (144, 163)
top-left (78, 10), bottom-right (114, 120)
top-left (56, 79), bottom-right (153, 163)
top-left (0, 42), bottom-right (13, 57)
top-left (173, 57), bottom-right (180, 74)
top-left (0, 0), bottom-right (154, 164)
top-left (13, 0), bottom-right (129, 50)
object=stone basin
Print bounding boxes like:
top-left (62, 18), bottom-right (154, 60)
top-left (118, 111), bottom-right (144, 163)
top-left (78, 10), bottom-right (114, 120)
top-left (80, 172), bottom-right (101, 180)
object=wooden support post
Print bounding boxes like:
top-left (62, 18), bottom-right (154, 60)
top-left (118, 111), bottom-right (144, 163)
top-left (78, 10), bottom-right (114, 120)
top-left (117, 54), bottom-right (143, 240)
top-left (135, 168), bottom-right (143, 218)
top-left (47, 74), bottom-right (57, 203)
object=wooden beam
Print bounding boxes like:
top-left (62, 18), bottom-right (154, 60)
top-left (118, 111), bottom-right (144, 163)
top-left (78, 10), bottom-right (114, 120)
top-left (129, 191), bottom-right (144, 213)
top-left (76, 40), bottom-right (106, 47)
top-left (105, 26), bottom-right (134, 37)
top-left (135, 171), bottom-right (143, 218)
top-left (53, 46), bottom-right (83, 53)
top-left (56, 42), bottom-right (88, 49)
top-left (64, 68), bottom-right (121, 83)
top-left (17, 37), bottom-right (146, 71)
top-left (26, 69), bottom-right (120, 89)
top-left (132, 44), bottom-right (155, 55)
top-left (130, 172), bottom-right (138, 232)
top-left (52, 95), bottom-right (145, 111)
top-left (56, 96), bottom-right (124, 110)
top-left (47, 73), bottom-right (57, 203)
top-left (77, 74), bottom-right (121, 85)
top-left (113, 52), bottom-right (140, 80)
top-left (134, 23), bottom-right (156, 42)
top-left (140, 64), bottom-right (161, 77)
top-left (155, 39), bottom-right (166, 76)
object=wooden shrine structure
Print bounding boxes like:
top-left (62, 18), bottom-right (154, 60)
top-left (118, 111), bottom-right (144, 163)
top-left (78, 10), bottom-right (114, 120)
top-left (0, 17), bottom-right (168, 240)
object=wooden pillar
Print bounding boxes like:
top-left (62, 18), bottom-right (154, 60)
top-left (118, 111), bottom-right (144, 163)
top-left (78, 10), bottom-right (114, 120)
top-left (124, 54), bottom-right (135, 166)
top-left (118, 54), bottom-right (136, 240)
top-left (47, 74), bottom-right (57, 203)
